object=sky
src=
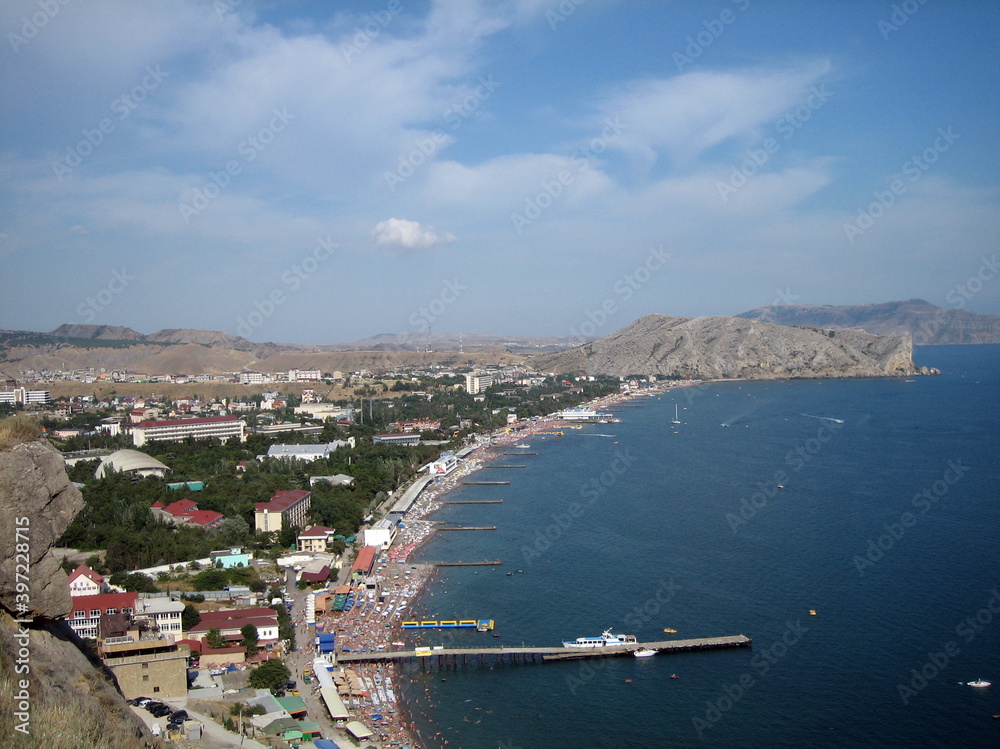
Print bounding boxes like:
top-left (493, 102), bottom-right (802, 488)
top-left (1, 0), bottom-right (998, 344)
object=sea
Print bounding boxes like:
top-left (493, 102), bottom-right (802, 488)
top-left (397, 345), bottom-right (1000, 749)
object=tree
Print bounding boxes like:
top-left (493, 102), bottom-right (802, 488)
top-left (247, 658), bottom-right (290, 691)
top-left (205, 628), bottom-right (226, 649)
top-left (249, 579), bottom-right (268, 593)
top-left (181, 603), bottom-right (201, 632)
top-left (193, 568), bottom-right (228, 590)
top-left (240, 623), bottom-right (259, 657)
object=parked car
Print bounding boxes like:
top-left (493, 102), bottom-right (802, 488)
top-left (169, 710), bottom-right (188, 722)
top-left (129, 697), bottom-right (151, 707)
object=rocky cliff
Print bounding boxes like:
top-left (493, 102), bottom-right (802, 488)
top-left (533, 314), bottom-right (929, 379)
top-left (0, 433), bottom-right (157, 748)
top-left (737, 299), bottom-right (1000, 345)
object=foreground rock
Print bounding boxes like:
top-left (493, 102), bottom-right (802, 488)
top-left (0, 437), bottom-right (156, 748)
top-left (534, 314), bottom-right (926, 379)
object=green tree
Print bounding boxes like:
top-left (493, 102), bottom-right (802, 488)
top-left (181, 603), bottom-right (200, 632)
top-left (247, 659), bottom-right (291, 691)
top-left (193, 568), bottom-right (228, 590)
top-left (240, 623), bottom-right (259, 656)
top-left (205, 628), bottom-right (226, 649)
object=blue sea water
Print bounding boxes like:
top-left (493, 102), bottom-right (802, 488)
top-left (399, 345), bottom-right (1000, 748)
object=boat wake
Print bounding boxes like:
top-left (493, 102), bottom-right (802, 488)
top-left (801, 413), bottom-right (845, 424)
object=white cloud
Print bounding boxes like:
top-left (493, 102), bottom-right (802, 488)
top-left (371, 218), bottom-right (456, 248)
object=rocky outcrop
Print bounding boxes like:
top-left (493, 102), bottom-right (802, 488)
top-left (533, 314), bottom-right (927, 379)
top-left (0, 441), bottom-right (83, 621)
top-left (0, 438), bottom-right (156, 748)
top-left (737, 299), bottom-right (1000, 345)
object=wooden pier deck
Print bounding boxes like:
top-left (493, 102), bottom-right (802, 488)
top-left (336, 635), bottom-right (751, 664)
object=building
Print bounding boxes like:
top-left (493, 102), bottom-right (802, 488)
top-left (308, 474), bottom-right (354, 487)
top-left (263, 439), bottom-right (354, 462)
top-left (426, 451), bottom-right (458, 476)
top-left (150, 498), bottom-right (225, 529)
top-left (133, 596), bottom-right (185, 640)
top-left (188, 607), bottom-right (280, 646)
top-left (288, 369), bottom-right (321, 381)
top-left (350, 546), bottom-right (379, 580)
top-left (68, 564), bottom-right (105, 597)
top-left (100, 638), bottom-right (190, 700)
top-left (363, 517), bottom-right (398, 550)
top-left (68, 591), bottom-right (138, 640)
top-left (292, 403), bottom-right (354, 420)
top-left (209, 547), bottom-right (251, 568)
top-left (131, 416), bottom-right (246, 446)
top-left (0, 388), bottom-right (50, 405)
top-left (94, 449), bottom-right (171, 479)
top-left (390, 419), bottom-right (442, 433)
top-left (297, 525), bottom-right (337, 553)
top-left (372, 433), bottom-right (420, 446)
top-left (463, 372), bottom-right (494, 395)
top-left (254, 489), bottom-right (312, 533)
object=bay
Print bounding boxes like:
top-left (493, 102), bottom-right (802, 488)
top-left (398, 345), bottom-right (1000, 748)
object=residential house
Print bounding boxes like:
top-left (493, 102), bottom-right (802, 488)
top-left (254, 490), bottom-right (311, 533)
top-left (68, 564), bottom-right (105, 597)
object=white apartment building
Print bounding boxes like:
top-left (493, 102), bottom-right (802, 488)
top-left (131, 416), bottom-right (247, 446)
top-left (463, 372), bottom-right (494, 395)
top-left (0, 388), bottom-right (51, 405)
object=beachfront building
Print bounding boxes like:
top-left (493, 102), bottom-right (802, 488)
top-left (187, 607), bottom-right (280, 646)
top-left (350, 546), bottom-right (379, 580)
top-left (363, 517), bottom-right (397, 550)
top-left (426, 451), bottom-right (458, 476)
top-left (131, 416), bottom-right (246, 446)
top-left (255, 489), bottom-right (311, 533)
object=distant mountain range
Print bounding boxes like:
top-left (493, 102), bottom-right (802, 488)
top-left (736, 299), bottom-right (1000, 345)
top-left (533, 314), bottom-right (925, 380)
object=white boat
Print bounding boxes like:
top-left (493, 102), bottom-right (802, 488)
top-left (671, 405), bottom-right (680, 424)
top-left (515, 443), bottom-right (531, 449)
top-left (633, 648), bottom-right (657, 657)
top-left (562, 628), bottom-right (637, 648)
top-left (968, 679), bottom-right (991, 688)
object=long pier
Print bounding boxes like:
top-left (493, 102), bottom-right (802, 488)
top-left (441, 500), bottom-right (504, 504)
top-left (336, 635), bottom-right (751, 665)
top-left (500, 451), bottom-right (536, 455)
top-left (461, 481), bottom-right (509, 485)
top-left (437, 526), bottom-right (497, 531)
top-left (433, 561), bottom-right (502, 567)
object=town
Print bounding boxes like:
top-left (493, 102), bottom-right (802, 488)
top-left (1, 362), bottom-right (668, 746)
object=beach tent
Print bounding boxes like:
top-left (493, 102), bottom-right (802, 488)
top-left (345, 721), bottom-right (374, 739)
top-left (313, 741), bottom-right (338, 749)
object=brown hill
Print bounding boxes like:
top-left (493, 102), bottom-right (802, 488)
top-left (533, 314), bottom-right (924, 380)
top-left (737, 299), bottom-right (1000, 345)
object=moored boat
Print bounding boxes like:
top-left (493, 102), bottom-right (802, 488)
top-left (968, 679), bottom-right (991, 687)
top-left (633, 648), bottom-right (657, 657)
top-left (563, 628), bottom-right (637, 648)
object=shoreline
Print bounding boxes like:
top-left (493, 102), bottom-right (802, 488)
top-left (321, 380), bottom-right (705, 747)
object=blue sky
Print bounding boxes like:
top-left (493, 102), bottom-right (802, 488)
top-left (1, 0), bottom-right (997, 344)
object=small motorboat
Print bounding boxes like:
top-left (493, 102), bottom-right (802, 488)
top-left (967, 679), bottom-right (991, 688)
top-left (663, 628), bottom-right (677, 633)
top-left (670, 674), bottom-right (679, 679)
top-left (633, 648), bottom-right (657, 658)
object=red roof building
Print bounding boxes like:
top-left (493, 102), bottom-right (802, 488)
top-left (151, 498), bottom-right (224, 529)
top-left (68, 564), bottom-right (105, 597)
top-left (351, 546), bottom-right (378, 578)
top-left (68, 592), bottom-right (139, 640)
